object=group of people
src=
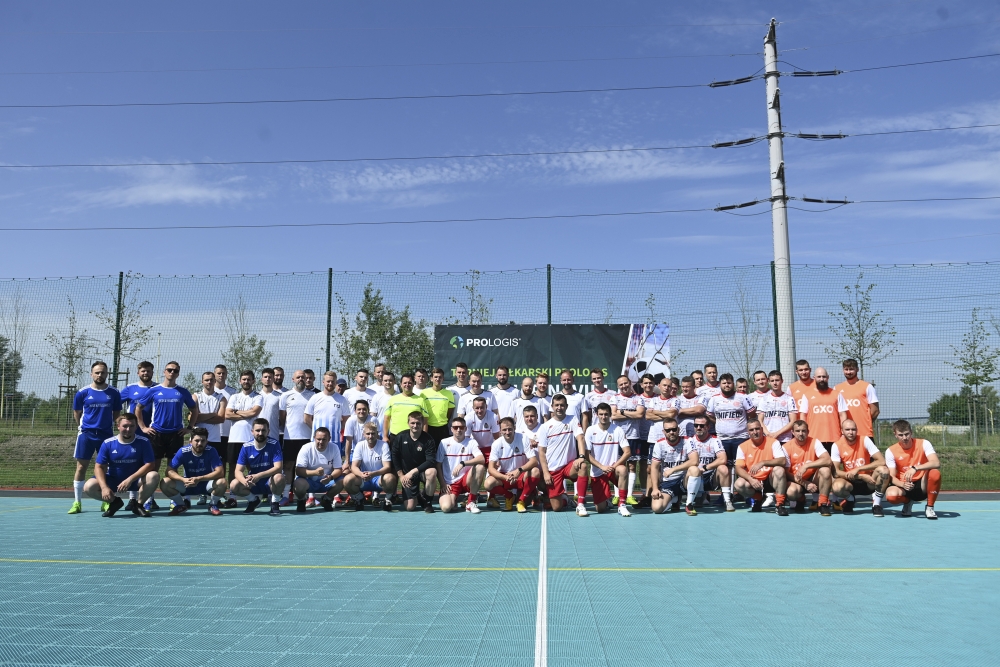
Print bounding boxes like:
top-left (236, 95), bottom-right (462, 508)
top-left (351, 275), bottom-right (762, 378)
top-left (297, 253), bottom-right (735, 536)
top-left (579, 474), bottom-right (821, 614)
top-left (66, 357), bottom-right (943, 519)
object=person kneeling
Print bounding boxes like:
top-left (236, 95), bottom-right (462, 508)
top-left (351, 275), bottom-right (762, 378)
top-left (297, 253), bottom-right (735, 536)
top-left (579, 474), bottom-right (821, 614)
top-left (883, 420), bottom-right (941, 520)
top-left (343, 422), bottom-right (396, 511)
top-left (484, 417), bottom-right (540, 513)
top-left (733, 419), bottom-right (789, 515)
top-left (436, 417), bottom-right (486, 514)
top-left (649, 418), bottom-right (700, 515)
top-left (84, 414), bottom-right (159, 518)
top-left (229, 419), bottom-right (285, 516)
top-left (160, 427), bottom-right (227, 516)
top-left (292, 427), bottom-right (345, 513)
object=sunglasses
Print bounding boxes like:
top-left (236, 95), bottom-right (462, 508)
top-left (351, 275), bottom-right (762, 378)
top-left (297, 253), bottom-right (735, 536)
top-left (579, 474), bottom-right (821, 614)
top-left (694, 424), bottom-right (708, 428)
top-left (165, 368), bottom-right (179, 373)
top-left (663, 427), bottom-right (679, 433)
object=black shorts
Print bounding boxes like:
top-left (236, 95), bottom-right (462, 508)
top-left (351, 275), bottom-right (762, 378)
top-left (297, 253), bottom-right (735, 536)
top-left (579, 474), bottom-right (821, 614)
top-left (400, 473), bottom-right (427, 500)
top-left (627, 439), bottom-right (649, 462)
top-left (150, 430), bottom-right (185, 461)
top-left (850, 479), bottom-right (876, 496)
top-left (283, 439), bottom-right (309, 464)
top-left (901, 481), bottom-right (928, 502)
top-left (426, 425), bottom-right (449, 445)
top-left (720, 438), bottom-right (743, 465)
top-left (821, 441), bottom-right (834, 453)
top-left (226, 440), bottom-right (244, 469)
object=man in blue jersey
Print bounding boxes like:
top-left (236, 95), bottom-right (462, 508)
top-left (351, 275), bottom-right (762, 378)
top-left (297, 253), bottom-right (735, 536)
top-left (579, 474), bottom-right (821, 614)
top-left (84, 413), bottom-right (158, 517)
top-left (228, 418), bottom-right (285, 515)
top-left (160, 427), bottom-right (228, 516)
top-left (69, 361), bottom-right (122, 514)
top-left (121, 360), bottom-right (156, 426)
top-left (136, 361), bottom-right (199, 510)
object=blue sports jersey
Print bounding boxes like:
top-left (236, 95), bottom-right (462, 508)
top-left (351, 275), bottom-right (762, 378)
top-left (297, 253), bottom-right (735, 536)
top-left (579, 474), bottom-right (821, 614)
top-left (170, 445), bottom-right (223, 478)
top-left (73, 386), bottom-right (122, 433)
top-left (122, 383), bottom-right (154, 425)
top-left (96, 435), bottom-right (154, 481)
top-left (236, 438), bottom-right (283, 474)
top-left (139, 385), bottom-right (196, 433)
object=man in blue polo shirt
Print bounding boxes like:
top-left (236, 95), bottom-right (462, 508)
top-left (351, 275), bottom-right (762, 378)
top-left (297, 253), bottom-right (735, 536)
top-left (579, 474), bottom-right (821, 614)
top-left (69, 360), bottom-right (122, 514)
top-left (136, 360), bottom-right (199, 510)
top-left (84, 413), bottom-right (158, 517)
top-left (228, 418), bottom-right (285, 516)
top-left (160, 427), bottom-right (228, 516)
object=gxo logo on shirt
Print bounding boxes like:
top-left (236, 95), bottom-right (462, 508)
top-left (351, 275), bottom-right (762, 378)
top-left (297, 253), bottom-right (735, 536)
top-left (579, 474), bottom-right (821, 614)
top-left (844, 398), bottom-right (863, 407)
top-left (450, 336), bottom-right (465, 349)
top-left (812, 405), bottom-right (836, 413)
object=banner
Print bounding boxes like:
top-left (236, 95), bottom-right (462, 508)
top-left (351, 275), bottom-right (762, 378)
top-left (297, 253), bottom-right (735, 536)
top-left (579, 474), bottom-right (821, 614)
top-left (434, 324), bottom-right (670, 387)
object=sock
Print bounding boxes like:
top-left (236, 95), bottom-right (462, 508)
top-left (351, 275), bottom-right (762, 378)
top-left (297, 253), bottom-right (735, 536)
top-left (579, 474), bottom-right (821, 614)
top-left (575, 476), bottom-right (588, 503)
top-left (248, 494), bottom-right (259, 501)
top-left (811, 493), bottom-right (819, 503)
top-left (819, 494), bottom-right (829, 505)
top-left (73, 480), bottom-right (84, 502)
top-left (753, 492), bottom-right (763, 502)
top-left (170, 493), bottom-right (183, 505)
top-left (721, 486), bottom-right (732, 502)
top-left (775, 493), bottom-right (786, 506)
top-left (847, 494), bottom-right (855, 502)
top-left (308, 492), bottom-right (315, 500)
top-left (467, 493), bottom-right (476, 506)
top-left (271, 493), bottom-right (281, 503)
top-left (871, 491), bottom-right (883, 506)
top-left (927, 469), bottom-right (941, 506)
top-left (790, 500), bottom-right (797, 508)
top-left (521, 474), bottom-right (538, 501)
top-left (627, 471), bottom-right (636, 495)
top-left (618, 486), bottom-right (628, 503)
top-left (610, 484), bottom-right (618, 498)
top-left (686, 475), bottom-right (701, 505)
top-left (130, 491), bottom-right (138, 500)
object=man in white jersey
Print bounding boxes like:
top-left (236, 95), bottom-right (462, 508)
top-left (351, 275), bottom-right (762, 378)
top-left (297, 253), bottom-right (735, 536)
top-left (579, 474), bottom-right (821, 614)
top-left (749, 370), bottom-right (769, 408)
top-left (271, 367), bottom-right (286, 395)
top-left (223, 371), bottom-right (262, 483)
top-left (304, 371), bottom-right (348, 444)
top-left (344, 422), bottom-right (395, 511)
top-left (303, 369), bottom-right (316, 393)
top-left (645, 376), bottom-right (678, 426)
top-left (369, 371), bottom-right (396, 425)
top-left (612, 374), bottom-right (646, 506)
top-left (556, 370), bottom-right (585, 422)
top-left (534, 373), bottom-right (551, 404)
top-left (649, 418), bottom-right (700, 515)
top-left (517, 405), bottom-right (544, 509)
top-left (213, 364), bottom-right (237, 450)
top-left (343, 399), bottom-right (382, 468)
top-left (736, 378), bottom-right (749, 395)
top-left (466, 396), bottom-right (500, 507)
top-left (691, 370), bottom-right (704, 390)
top-left (636, 374), bottom-right (659, 501)
top-left (696, 363), bottom-right (722, 399)
top-left (484, 417), bottom-right (539, 513)
top-left (513, 377), bottom-right (549, 430)
top-left (705, 373), bottom-right (756, 477)
top-left (259, 368), bottom-right (282, 445)
top-left (343, 369), bottom-right (377, 411)
top-left (688, 416), bottom-right (732, 510)
top-left (456, 371), bottom-right (498, 418)
top-left (192, 372), bottom-right (227, 504)
top-left (279, 370), bottom-right (316, 503)
top-left (435, 416), bottom-right (486, 513)
top-left (674, 377), bottom-right (708, 437)
top-left (536, 394), bottom-right (588, 515)
top-left (583, 368), bottom-right (616, 430)
top-left (757, 370), bottom-right (797, 443)
top-left (412, 368), bottom-right (429, 395)
top-left (584, 403), bottom-right (632, 516)
top-left (371, 363), bottom-right (387, 393)
top-left (292, 427), bottom-right (345, 512)
top-left (491, 366), bottom-right (519, 420)
top-left (447, 362), bottom-right (471, 404)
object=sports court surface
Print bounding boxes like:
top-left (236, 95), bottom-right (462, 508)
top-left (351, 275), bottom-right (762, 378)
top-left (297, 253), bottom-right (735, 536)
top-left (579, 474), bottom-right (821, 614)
top-left (1, 497), bottom-right (998, 667)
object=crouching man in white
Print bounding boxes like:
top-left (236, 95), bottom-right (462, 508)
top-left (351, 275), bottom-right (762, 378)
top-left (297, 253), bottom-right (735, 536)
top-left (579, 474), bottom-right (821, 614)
top-left (292, 427), bottom-right (346, 512)
top-left (436, 416), bottom-right (486, 514)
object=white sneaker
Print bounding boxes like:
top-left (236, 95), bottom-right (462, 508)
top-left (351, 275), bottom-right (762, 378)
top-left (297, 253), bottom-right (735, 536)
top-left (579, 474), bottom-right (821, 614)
top-left (196, 494), bottom-right (208, 505)
top-left (901, 501), bottom-right (913, 517)
top-left (925, 506), bottom-right (938, 520)
top-left (465, 502), bottom-right (481, 514)
top-left (762, 493), bottom-right (775, 508)
top-left (725, 500), bottom-right (736, 512)
top-left (576, 503), bottom-right (589, 517)
top-left (617, 503), bottom-right (632, 517)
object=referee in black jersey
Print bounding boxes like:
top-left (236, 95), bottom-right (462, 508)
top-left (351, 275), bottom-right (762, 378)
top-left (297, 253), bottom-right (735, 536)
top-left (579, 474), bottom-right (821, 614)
top-left (391, 411), bottom-right (439, 512)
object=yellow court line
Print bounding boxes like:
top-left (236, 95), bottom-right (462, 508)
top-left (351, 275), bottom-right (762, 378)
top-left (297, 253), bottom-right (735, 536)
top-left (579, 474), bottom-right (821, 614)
top-left (0, 506), bottom-right (43, 514)
top-left (0, 558), bottom-right (997, 574)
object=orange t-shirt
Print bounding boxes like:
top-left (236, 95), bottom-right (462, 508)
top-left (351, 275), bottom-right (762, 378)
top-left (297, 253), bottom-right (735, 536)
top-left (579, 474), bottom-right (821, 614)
top-left (800, 387), bottom-right (841, 442)
top-left (836, 379), bottom-right (876, 437)
top-left (788, 379), bottom-right (815, 406)
top-left (833, 436), bottom-right (877, 474)
top-left (737, 437), bottom-right (783, 481)
top-left (887, 439), bottom-right (930, 481)
top-left (784, 437), bottom-right (824, 480)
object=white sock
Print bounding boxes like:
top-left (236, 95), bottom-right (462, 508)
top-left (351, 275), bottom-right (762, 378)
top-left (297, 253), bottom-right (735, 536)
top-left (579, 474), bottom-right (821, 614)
top-left (765, 492), bottom-right (775, 499)
top-left (308, 492), bottom-right (315, 500)
top-left (721, 486), bottom-right (732, 502)
top-left (686, 476), bottom-right (701, 505)
top-left (627, 471), bottom-right (636, 495)
top-left (271, 493), bottom-right (281, 503)
top-left (130, 491), bottom-right (138, 500)
top-left (610, 484), bottom-right (618, 497)
top-left (872, 492), bottom-right (883, 506)
top-left (73, 480), bottom-right (84, 502)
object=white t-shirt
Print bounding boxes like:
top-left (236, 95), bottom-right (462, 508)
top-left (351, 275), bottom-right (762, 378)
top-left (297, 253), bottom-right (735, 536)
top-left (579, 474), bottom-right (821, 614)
top-left (369, 391), bottom-right (393, 424)
top-left (696, 383), bottom-right (723, 400)
top-left (885, 440), bottom-right (936, 469)
top-left (343, 414), bottom-right (382, 444)
top-left (351, 440), bottom-right (392, 473)
top-left (705, 393), bottom-right (757, 439)
top-left (491, 385), bottom-right (519, 420)
top-left (636, 393), bottom-right (659, 440)
top-left (279, 388), bottom-right (316, 440)
top-left (612, 392), bottom-right (644, 440)
top-left (686, 435), bottom-right (724, 468)
top-left (584, 424), bottom-right (628, 477)
top-left (536, 415), bottom-right (584, 470)
top-left (749, 390), bottom-right (770, 410)
top-left (216, 384), bottom-right (238, 438)
top-left (304, 392), bottom-right (347, 440)
top-left (447, 384), bottom-right (471, 407)
top-left (674, 393), bottom-right (708, 437)
top-left (259, 390), bottom-right (282, 441)
top-left (517, 422), bottom-right (541, 450)
top-left (343, 387), bottom-right (377, 412)
top-left (489, 433), bottom-right (536, 474)
top-left (466, 411), bottom-right (499, 451)
top-left (294, 441), bottom-right (342, 477)
top-left (228, 391), bottom-right (263, 443)
top-left (755, 392), bottom-right (798, 442)
top-left (513, 395), bottom-right (550, 431)
top-left (650, 437), bottom-right (696, 481)
top-left (831, 437), bottom-right (880, 463)
top-left (585, 388), bottom-right (618, 421)
top-left (457, 390), bottom-right (498, 417)
top-left (435, 436), bottom-right (482, 485)
top-left (556, 391), bottom-right (586, 422)
top-left (196, 391), bottom-right (225, 442)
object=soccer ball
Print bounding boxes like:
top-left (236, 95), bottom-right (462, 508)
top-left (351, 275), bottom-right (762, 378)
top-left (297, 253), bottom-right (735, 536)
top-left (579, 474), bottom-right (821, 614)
top-left (627, 354), bottom-right (670, 385)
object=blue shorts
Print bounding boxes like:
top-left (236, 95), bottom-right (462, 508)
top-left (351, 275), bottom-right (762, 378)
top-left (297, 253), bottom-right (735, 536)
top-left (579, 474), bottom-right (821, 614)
top-left (181, 480), bottom-right (214, 496)
top-left (659, 475), bottom-right (685, 499)
top-left (701, 469), bottom-right (718, 490)
top-left (719, 438), bottom-right (744, 464)
top-left (247, 478), bottom-right (273, 497)
top-left (301, 476), bottom-right (339, 494)
top-left (360, 476), bottom-right (383, 493)
top-left (75, 429), bottom-right (111, 460)
top-left (99, 475), bottom-right (140, 493)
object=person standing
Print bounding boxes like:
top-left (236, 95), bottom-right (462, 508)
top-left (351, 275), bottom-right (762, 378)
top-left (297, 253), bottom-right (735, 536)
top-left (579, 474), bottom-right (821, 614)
top-left (420, 368), bottom-right (456, 445)
top-left (797, 367), bottom-right (842, 451)
top-left (121, 360), bottom-right (155, 432)
top-left (455, 371), bottom-right (498, 418)
top-left (304, 371), bottom-right (349, 444)
top-left (447, 362), bottom-right (472, 403)
top-left (492, 366), bottom-right (519, 420)
top-left (513, 377), bottom-right (550, 431)
top-left (556, 370), bottom-right (586, 422)
top-left (192, 371), bottom-right (227, 504)
top-left (68, 361), bottom-right (122, 514)
top-left (224, 371), bottom-right (262, 483)
top-left (583, 368), bottom-right (616, 430)
top-left (271, 367), bottom-right (287, 395)
top-left (788, 359), bottom-right (815, 406)
top-left (214, 364), bottom-right (237, 451)
top-left (382, 374), bottom-right (430, 442)
top-left (369, 371), bottom-right (396, 426)
top-left (836, 359), bottom-right (880, 440)
top-left (344, 369), bottom-right (377, 410)
top-left (259, 368), bottom-right (282, 445)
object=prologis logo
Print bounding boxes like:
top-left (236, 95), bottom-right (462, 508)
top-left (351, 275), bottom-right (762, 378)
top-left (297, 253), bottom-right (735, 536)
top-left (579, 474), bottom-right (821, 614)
top-left (450, 336), bottom-right (465, 349)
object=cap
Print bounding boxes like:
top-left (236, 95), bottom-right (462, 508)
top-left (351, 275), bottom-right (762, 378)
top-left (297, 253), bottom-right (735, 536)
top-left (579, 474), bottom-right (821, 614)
top-left (336, 378), bottom-right (348, 387)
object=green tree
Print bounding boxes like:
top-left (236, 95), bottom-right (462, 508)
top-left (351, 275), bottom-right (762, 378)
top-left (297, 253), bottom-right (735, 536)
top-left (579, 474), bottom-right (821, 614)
top-left (221, 295), bottom-right (273, 382)
top-left (822, 272), bottom-right (898, 380)
top-left (948, 308), bottom-right (1000, 445)
top-left (928, 386), bottom-right (999, 427)
top-left (333, 283), bottom-right (434, 378)
top-left (91, 271), bottom-right (154, 363)
top-left (448, 270), bottom-right (492, 325)
top-left (37, 298), bottom-right (97, 426)
top-left (0, 335), bottom-right (24, 420)
top-left (715, 278), bottom-right (770, 383)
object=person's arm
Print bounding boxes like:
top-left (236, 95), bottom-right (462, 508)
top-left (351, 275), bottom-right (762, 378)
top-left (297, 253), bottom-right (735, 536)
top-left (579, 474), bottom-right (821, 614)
top-left (663, 451), bottom-right (700, 479)
top-left (678, 403), bottom-right (706, 418)
top-left (256, 459), bottom-right (283, 481)
top-left (575, 433), bottom-right (587, 458)
top-left (734, 460), bottom-right (756, 485)
top-left (304, 412), bottom-right (314, 428)
top-left (204, 465), bottom-right (225, 482)
top-left (799, 452), bottom-right (832, 481)
top-left (856, 449), bottom-right (886, 474)
top-left (121, 461), bottom-right (156, 493)
top-left (166, 465), bottom-right (187, 483)
top-left (382, 410), bottom-right (391, 442)
top-left (185, 403), bottom-right (200, 433)
top-left (233, 463), bottom-right (250, 486)
top-left (870, 403), bottom-right (880, 422)
top-left (487, 457), bottom-right (507, 482)
top-left (417, 439), bottom-right (437, 472)
top-left (93, 462), bottom-right (115, 501)
top-left (705, 449), bottom-right (727, 472)
top-left (765, 421), bottom-right (794, 440)
top-left (200, 397), bottom-right (226, 425)
top-left (73, 409), bottom-right (83, 425)
top-left (837, 393), bottom-right (849, 425)
top-left (537, 446), bottom-right (552, 485)
top-left (650, 458), bottom-right (663, 498)
top-left (581, 408), bottom-right (591, 431)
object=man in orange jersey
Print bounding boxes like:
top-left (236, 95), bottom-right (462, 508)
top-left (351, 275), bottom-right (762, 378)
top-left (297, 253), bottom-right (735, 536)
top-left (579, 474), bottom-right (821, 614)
top-left (836, 359), bottom-right (880, 439)
top-left (830, 419), bottom-right (889, 516)
top-left (787, 359), bottom-right (815, 406)
top-left (883, 419), bottom-right (941, 520)
top-left (733, 419), bottom-right (789, 516)
top-left (797, 367), bottom-right (842, 451)
top-left (783, 420), bottom-right (833, 515)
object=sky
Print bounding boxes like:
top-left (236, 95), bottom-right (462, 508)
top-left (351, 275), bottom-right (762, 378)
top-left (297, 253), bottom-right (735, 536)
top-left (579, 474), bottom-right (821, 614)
top-left (0, 0), bottom-right (998, 278)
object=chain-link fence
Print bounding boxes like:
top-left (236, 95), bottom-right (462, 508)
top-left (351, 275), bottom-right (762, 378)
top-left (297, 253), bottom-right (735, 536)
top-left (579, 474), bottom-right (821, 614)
top-left (1, 262), bottom-right (999, 489)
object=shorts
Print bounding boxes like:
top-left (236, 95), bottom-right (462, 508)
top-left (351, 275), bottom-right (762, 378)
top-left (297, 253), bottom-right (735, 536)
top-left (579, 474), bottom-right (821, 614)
top-left (821, 442), bottom-right (834, 453)
top-left (427, 424), bottom-right (449, 445)
top-left (99, 475), bottom-right (140, 493)
top-left (547, 460), bottom-right (577, 499)
top-left (400, 472), bottom-right (426, 500)
top-left (659, 475), bottom-right (686, 499)
top-left (75, 429), bottom-right (111, 460)
top-left (176, 479), bottom-right (221, 496)
top-left (590, 471), bottom-right (619, 505)
top-left (283, 439), bottom-right (309, 464)
top-left (300, 476), bottom-right (339, 494)
top-left (150, 430), bottom-right (185, 461)
top-left (899, 481), bottom-right (928, 502)
top-left (447, 468), bottom-right (473, 496)
top-left (245, 477), bottom-right (274, 497)
top-left (701, 468), bottom-right (720, 491)
top-left (627, 439), bottom-right (649, 463)
top-left (360, 476), bottom-right (384, 493)
top-left (226, 441), bottom-right (244, 470)
top-left (741, 475), bottom-right (776, 494)
top-left (720, 438), bottom-right (744, 465)
top-left (850, 479), bottom-right (876, 496)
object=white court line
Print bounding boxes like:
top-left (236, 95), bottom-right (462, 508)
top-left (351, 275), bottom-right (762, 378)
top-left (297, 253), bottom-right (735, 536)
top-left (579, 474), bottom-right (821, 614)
top-left (534, 510), bottom-right (547, 667)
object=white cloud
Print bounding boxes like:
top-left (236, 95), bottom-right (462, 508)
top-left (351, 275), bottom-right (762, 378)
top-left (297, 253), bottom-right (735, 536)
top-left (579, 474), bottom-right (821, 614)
top-left (69, 166), bottom-right (252, 209)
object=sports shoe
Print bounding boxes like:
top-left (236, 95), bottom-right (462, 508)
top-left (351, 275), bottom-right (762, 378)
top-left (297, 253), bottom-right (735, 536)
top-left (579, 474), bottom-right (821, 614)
top-left (222, 497), bottom-right (238, 509)
top-left (504, 496), bottom-right (514, 511)
top-left (776, 504), bottom-right (789, 517)
top-left (423, 501), bottom-right (435, 514)
top-left (382, 498), bottom-right (393, 512)
top-left (487, 496), bottom-right (501, 510)
top-left (296, 499), bottom-right (307, 513)
top-left (102, 497), bottom-right (124, 517)
top-left (808, 501), bottom-right (820, 511)
top-left (841, 499), bottom-right (855, 515)
top-left (685, 504), bottom-right (697, 516)
top-left (725, 500), bottom-right (736, 512)
top-left (149, 498), bottom-right (160, 511)
top-left (101, 501), bottom-right (110, 512)
top-left (209, 504), bottom-right (222, 516)
top-left (819, 503), bottom-right (832, 517)
top-left (625, 495), bottom-right (639, 506)
top-left (168, 503), bottom-right (188, 516)
top-left (639, 495), bottom-right (653, 508)
top-left (268, 502), bottom-right (281, 516)
top-left (466, 502), bottom-right (481, 514)
top-left (925, 506), bottom-right (938, 520)
top-left (243, 497), bottom-right (262, 514)
top-left (183, 498), bottom-right (192, 509)
top-left (305, 497), bottom-right (316, 508)
top-left (762, 493), bottom-right (775, 508)
top-left (575, 503), bottom-right (589, 517)
top-left (168, 500), bottom-right (177, 510)
top-left (68, 501), bottom-right (82, 514)
top-left (353, 495), bottom-right (364, 511)
top-left (901, 501), bottom-right (913, 517)
top-left (516, 501), bottom-right (528, 513)
top-left (794, 503), bottom-right (806, 514)
top-left (749, 499), bottom-right (762, 513)
top-left (279, 496), bottom-right (292, 507)
top-left (872, 504), bottom-right (884, 517)
top-left (610, 495), bottom-right (620, 506)
top-left (319, 497), bottom-right (334, 512)
top-left (129, 500), bottom-right (152, 517)
top-left (197, 494), bottom-right (208, 505)
top-left (617, 503), bottom-right (632, 517)
top-left (143, 499), bottom-right (153, 512)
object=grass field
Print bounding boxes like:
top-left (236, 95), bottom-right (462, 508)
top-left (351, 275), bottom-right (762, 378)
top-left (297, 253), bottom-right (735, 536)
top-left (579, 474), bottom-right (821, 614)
top-left (1, 496), bottom-right (999, 666)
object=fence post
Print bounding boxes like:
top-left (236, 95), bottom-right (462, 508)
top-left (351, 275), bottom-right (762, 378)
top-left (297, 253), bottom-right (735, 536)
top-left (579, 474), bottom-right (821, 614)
top-left (112, 271), bottom-right (124, 387)
top-left (770, 261), bottom-right (780, 367)
top-left (547, 264), bottom-right (553, 377)
top-left (325, 268), bottom-right (333, 373)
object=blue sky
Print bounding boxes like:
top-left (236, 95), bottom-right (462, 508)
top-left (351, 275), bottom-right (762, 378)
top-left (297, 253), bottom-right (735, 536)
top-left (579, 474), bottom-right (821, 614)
top-left (1, 0), bottom-right (999, 278)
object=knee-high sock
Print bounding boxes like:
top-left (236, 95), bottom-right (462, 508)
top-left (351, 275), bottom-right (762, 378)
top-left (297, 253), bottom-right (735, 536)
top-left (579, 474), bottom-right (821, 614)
top-left (686, 475), bottom-right (701, 505)
top-left (627, 471), bottom-right (636, 495)
top-left (926, 469), bottom-right (941, 506)
top-left (73, 480), bottom-right (84, 502)
top-left (721, 486), bottom-right (732, 502)
top-left (520, 475), bottom-right (538, 502)
top-left (576, 476), bottom-right (588, 503)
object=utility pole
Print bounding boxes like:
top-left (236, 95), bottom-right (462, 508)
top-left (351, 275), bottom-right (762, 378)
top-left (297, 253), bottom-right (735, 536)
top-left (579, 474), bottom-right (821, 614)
top-left (111, 271), bottom-right (124, 387)
top-left (764, 18), bottom-right (796, 377)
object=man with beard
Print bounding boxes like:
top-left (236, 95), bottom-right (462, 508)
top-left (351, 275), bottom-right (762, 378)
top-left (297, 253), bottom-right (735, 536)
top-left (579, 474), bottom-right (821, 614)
top-left (797, 367), bottom-right (843, 451)
top-left (783, 420), bottom-right (833, 515)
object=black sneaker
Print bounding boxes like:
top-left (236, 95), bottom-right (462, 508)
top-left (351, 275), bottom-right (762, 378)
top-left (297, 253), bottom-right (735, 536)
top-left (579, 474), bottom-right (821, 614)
top-left (794, 503), bottom-right (806, 514)
top-left (319, 497), bottom-right (334, 512)
top-left (268, 502), bottom-right (281, 516)
top-left (423, 496), bottom-right (435, 513)
top-left (842, 500), bottom-right (855, 515)
top-left (749, 498), bottom-right (762, 512)
top-left (128, 499), bottom-right (151, 517)
top-left (149, 498), bottom-right (160, 511)
top-left (872, 504), bottom-right (884, 517)
top-left (102, 497), bottom-right (124, 518)
top-left (168, 503), bottom-right (188, 516)
top-left (382, 498), bottom-right (393, 512)
top-left (820, 503), bottom-right (832, 517)
top-left (776, 504), bottom-right (789, 517)
top-left (353, 494), bottom-right (364, 511)
top-left (244, 497), bottom-right (262, 514)
top-left (222, 497), bottom-right (238, 509)
top-left (296, 499), bottom-right (307, 513)
top-left (183, 498), bottom-right (192, 509)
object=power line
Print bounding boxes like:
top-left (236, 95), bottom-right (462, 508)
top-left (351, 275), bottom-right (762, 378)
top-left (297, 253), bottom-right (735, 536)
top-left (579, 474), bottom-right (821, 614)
top-left (782, 51), bottom-right (1000, 76)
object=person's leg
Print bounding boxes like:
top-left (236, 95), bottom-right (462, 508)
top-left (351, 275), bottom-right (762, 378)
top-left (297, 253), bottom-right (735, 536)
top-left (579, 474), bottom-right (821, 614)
top-left (831, 478), bottom-right (851, 500)
top-left (138, 471), bottom-right (160, 503)
top-left (786, 482), bottom-right (804, 502)
top-left (422, 468), bottom-right (438, 503)
top-left (684, 467), bottom-right (702, 509)
top-left (651, 489), bottom-right (673, 514)
top-left (83, 478), bottom-right (106, 501)
top-left (573, 459), bottom-right (589, 508)
top-left (733, 478), bottom-right (756, 502)
top-left (715, 465), bottom-right (733, 506)
top-left (380, 473), bottom-right (397, 496)
top-left (614, 464), bottom-right (629, 507)
top-left (269, 474), bottom-right (285, 504)
top-left (770, 467), bottom-right (787, 503)
top-left (160, 478), bottom-right (186, 508)
top-left (439, 491), bottom-right (458, 513)
top-left (814, 467), bottom-right (832, 507)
